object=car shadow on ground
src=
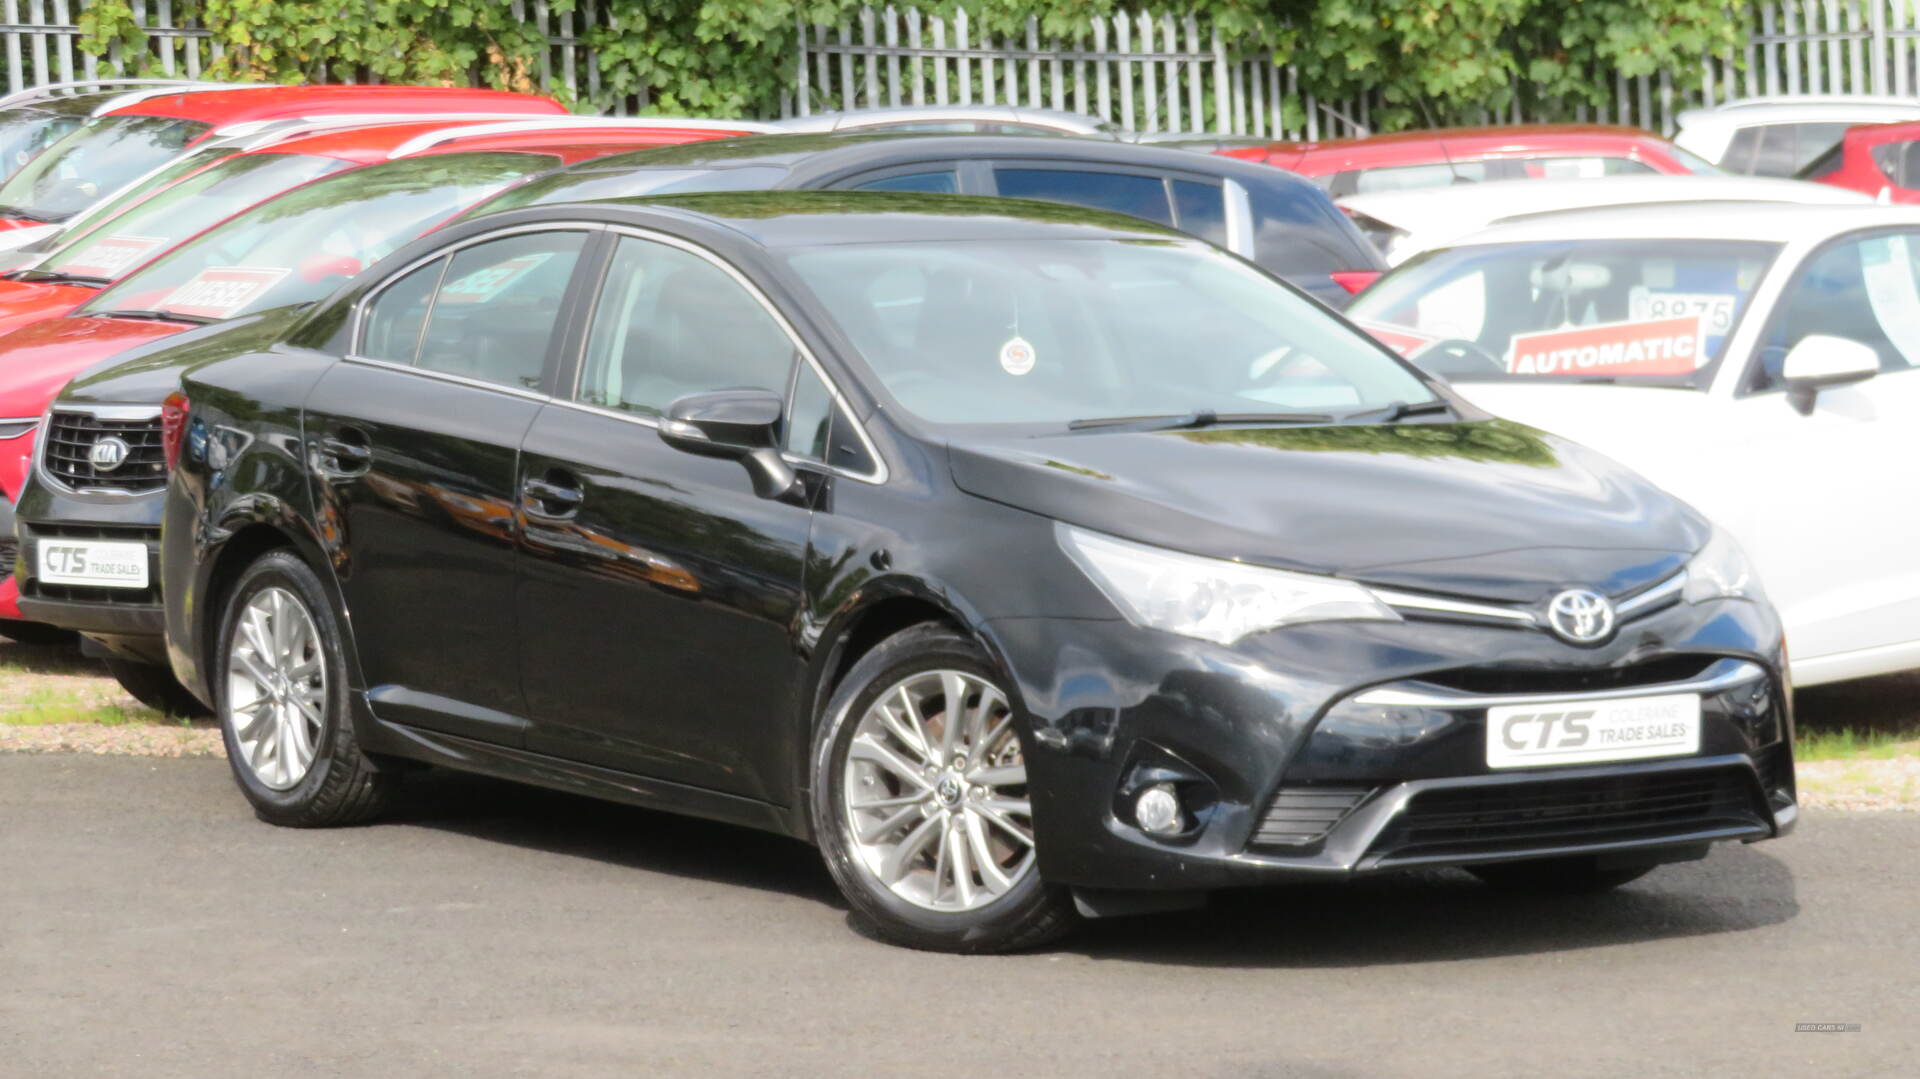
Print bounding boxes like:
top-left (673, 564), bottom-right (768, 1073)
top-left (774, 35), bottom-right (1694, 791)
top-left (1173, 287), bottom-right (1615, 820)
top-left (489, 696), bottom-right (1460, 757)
top-left (379, 766), bottom-right (847, 908)
top-left (1067, 845), bottom-right (1798, 968)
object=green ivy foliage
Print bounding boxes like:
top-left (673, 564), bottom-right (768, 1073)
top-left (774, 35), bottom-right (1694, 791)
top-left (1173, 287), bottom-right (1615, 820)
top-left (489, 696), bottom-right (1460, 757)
top-left (71, 0), bottom-right (1752, 129)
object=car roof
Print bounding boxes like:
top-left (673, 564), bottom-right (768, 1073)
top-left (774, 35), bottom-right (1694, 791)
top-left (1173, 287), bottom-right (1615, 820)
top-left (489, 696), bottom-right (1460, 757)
top-left (776, 104), bottom-right (1114, 135)
top-left (243, 118), bottom-right (759, 165)
top-left (104, 85), bottom-right (565, 126)
top-left (1435, 200), bottom-right (1920, 247)
top-left (517, 190), bottom-right (1189, 249)
top-left (1253, 123), bottom-right (1664, 154)
top-left (1677, 96), bottom-right (1920, 126)
top-left (1340, 174), bottom-right (1871, 229)
top-left (529, 131), bottom-right (1325, 192)
top-left (2, 91), bottom-right (127, 119)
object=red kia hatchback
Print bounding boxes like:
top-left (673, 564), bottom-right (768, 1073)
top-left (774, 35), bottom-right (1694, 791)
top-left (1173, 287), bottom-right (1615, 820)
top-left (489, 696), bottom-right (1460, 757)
top-left (1222, 124), bottom-right (1721, 197)
top-left (1799, 120), bottom-right (1920, 201)
top-left (0, 118), bottom-right (762, 636)
top-left (0, 84), bottom-right (566, 236)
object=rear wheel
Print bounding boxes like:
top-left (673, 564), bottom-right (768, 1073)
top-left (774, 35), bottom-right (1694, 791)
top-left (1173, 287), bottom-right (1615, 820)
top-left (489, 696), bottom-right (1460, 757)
top-left (105, 657), bottom-right (210, 717)
top-left (215, 550), bottom-right (398, 827)
top-left (1468, 855), bottom-right (1657, 895)
top-left (812, 623), bottom-right (1075, 953)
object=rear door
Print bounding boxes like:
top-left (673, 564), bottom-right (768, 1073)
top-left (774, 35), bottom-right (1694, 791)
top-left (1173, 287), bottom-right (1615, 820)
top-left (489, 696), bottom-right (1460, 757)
top-left (513, 229), bottom-right (818, 801)
top-left (304, 225), bottom-right (598, 745)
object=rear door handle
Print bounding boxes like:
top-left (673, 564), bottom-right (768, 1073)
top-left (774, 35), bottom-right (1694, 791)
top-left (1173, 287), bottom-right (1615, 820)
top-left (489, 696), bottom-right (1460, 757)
top-left (522, 474), bottom-right (583, 520)
top-left (315, 433), bottom-right (372, 478)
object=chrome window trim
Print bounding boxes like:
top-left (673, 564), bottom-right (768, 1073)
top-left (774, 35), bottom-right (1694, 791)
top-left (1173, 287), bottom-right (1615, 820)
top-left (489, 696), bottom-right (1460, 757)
top-left (339, 355), bottom-right (553, 403)
top-left (577, 224), bottom-right (889, 486)
top-left (1352, 659), bottom-right (1768, 709)
top-left (1222, 179), bottom-right (1254, 258)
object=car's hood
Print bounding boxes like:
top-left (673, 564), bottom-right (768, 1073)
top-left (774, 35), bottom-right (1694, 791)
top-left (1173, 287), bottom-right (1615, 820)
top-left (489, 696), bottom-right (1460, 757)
top-left (60, 306), bottom-right (312, 406)
top-left (946, 418), bottom-right (1707, 604)
top-left (0, 314), bottom-right (190, 417)
top-left (0, 278), bottom-right (94, 336)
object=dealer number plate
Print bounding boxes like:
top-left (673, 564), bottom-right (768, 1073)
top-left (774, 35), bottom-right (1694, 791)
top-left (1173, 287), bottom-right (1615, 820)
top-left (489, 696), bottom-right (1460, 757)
top-left (1486, 693), bottom-right (1700, 769)
top-left (36, 541), bottom-right (149, 589)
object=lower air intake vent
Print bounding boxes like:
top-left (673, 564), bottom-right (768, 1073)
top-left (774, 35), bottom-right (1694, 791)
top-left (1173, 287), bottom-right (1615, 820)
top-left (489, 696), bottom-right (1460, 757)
top-left (0, 537), bottom-right (15, 578)
top-left (1251, 786), bottom-right (1375, 848)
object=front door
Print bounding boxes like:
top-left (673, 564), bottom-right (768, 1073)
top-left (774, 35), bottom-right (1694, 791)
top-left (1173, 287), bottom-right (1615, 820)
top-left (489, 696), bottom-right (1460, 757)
top-left (304, 227), bottom-right (594, 744)
top-left (515, 231), bottom-right (815, 801)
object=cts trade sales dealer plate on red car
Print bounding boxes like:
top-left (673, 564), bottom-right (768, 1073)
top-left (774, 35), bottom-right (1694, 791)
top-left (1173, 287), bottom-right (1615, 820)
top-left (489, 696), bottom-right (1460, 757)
top-left (1485, 692), bottom-right (1702, 769)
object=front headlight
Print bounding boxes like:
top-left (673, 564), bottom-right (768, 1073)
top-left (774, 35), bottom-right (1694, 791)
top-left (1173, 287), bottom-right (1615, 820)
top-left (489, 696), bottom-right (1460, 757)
top-left (1682, 528), bottom-right (1764, 604)
top-left (1057, 524), bottom-right (1401, 645)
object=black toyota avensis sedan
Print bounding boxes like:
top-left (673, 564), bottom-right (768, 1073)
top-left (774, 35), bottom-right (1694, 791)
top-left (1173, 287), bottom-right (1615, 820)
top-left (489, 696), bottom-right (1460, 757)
top-left (155, 192), bottom-right (1795, 952)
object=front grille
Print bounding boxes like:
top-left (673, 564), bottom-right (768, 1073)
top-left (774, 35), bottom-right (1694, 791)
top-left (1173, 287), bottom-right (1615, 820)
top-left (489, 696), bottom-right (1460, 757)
top-left (43, 410), bottom-right (166, 492)
top-left (0, 537), bottom-right (15, 578)
top-left (1369, 766), bottom-right (1767, 865)
top-left (1251, 785), bottom-right (1376, 848)
top-left (1413, 654), bottom-right (1719, 696)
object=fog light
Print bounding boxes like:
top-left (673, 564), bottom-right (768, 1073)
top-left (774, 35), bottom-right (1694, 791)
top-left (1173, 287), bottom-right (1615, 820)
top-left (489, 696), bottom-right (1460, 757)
top-left (1134, 782), bottom-right (1183, 835)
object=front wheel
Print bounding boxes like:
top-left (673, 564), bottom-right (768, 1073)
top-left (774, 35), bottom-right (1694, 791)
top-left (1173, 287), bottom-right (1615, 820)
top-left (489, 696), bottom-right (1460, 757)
top-left (215, 549), bottom-right (398, 827)
top-left (812, 624), bottom-right (1075, 953)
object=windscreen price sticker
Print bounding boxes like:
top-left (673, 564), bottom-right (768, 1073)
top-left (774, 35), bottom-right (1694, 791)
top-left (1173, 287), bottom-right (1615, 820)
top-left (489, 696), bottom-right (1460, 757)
top-left (52, 234), bottom-right (166, 280)
top-left (1628, 288), bottom-right (1736, 334)
top-left (157, 266), bottom-right (289, 320)
top-left (1507, 315), bottom-right (1704, 377)
top-left (1354, 319), bottom-right (1439, 358)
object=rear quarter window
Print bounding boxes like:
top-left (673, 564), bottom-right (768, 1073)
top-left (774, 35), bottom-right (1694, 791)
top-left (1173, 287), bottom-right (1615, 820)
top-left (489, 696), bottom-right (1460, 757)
top-left (1246, 181), bottom-right (1376, 276)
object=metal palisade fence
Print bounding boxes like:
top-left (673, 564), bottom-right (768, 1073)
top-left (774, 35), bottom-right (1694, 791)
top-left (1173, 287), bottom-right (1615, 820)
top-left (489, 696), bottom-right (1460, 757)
top-left (6, 0), bottom-right (1920, 129)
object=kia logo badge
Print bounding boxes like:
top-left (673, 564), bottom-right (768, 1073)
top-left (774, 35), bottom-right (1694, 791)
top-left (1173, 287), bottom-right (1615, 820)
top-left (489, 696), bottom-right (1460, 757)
top-left (1546, 588), bottom-right (1615, 644)
top-left (88, 436), bottom-right (130, 473)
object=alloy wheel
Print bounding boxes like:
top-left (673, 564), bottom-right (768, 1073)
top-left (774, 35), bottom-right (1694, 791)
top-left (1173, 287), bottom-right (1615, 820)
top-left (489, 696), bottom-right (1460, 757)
top-left (224, 586), bottom-right (327, 791)
top-left (841, 669), bottom-right (1035, 912)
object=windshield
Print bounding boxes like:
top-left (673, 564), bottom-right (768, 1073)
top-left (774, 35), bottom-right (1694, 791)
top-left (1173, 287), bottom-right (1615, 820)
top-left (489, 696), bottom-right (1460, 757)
top-left (784, 238), bottom-right (1437, 426)
top-left (27, 141), bottom-right (240, 255)
top-left (1347, 239), bottom-right (1781, 389)
top-left (30, 153), bottom-right (351, 282)
top-left (1669, 144), bottom-right (1726, 176)
top-left (0, 114), bottom-right (211, 221)
top-left (79, 153), bottom-right (548, 323)
top-left (473, 165), bottom-right (791, 215)
top-left (0, 110), bottom-right (84, 180)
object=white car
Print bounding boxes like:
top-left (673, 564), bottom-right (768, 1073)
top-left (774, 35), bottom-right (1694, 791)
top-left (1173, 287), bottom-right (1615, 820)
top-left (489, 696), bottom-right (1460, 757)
top-left (1674, 96), bottom-right (1920, 176)
top-left (1339, 174), bottom-right (1871, 265)
top-left (1346, 201), bottom-right (1920, 687)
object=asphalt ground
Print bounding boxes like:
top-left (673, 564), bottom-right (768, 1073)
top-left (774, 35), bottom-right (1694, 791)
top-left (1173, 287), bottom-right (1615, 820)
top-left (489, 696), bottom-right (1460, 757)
top-left (1, 754), bottom-right (1914, 1078)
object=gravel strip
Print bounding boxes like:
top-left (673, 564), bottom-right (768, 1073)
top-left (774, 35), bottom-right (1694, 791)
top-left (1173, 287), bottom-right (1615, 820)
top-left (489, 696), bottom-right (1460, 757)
top-left (1796, 755), bottom-right (1920, 812)
top-left (0, 723), bottom-right (224, 757)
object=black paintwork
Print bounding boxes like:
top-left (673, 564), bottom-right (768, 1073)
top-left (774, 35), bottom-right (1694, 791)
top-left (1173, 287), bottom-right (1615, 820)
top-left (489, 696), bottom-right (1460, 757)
top-left (459, 132), bottom-right (1384, 308)
top-left (51, 191), bottom-right (1791, 897)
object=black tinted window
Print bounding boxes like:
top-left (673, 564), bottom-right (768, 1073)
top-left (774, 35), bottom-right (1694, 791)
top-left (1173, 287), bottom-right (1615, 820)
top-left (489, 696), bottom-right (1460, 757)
top-left (361, 257), bottom-right (445, 364)
top-left (1247, 183), bottom-right (1369, 275)
top-left (992, 169), bottom-right (1174, 226)
top-left (854, 170), bottom-right (959, 194)
top-left (414, 231), bottom-right (588, 390)
top-left (1170, 180), bottom-right (1227, 247)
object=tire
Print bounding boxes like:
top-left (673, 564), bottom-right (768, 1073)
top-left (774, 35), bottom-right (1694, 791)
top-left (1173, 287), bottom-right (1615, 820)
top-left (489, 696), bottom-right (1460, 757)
top-left (0, 620), bottom-right (77, 647)
top-left (214, 549), bottom-right (398, 827)
top-left (1468, 855), bottom-right (1657, 895)
top-left (811, 623), bottom-right (1076, 953)
top-left (105, 657), bottom-right (211, 718)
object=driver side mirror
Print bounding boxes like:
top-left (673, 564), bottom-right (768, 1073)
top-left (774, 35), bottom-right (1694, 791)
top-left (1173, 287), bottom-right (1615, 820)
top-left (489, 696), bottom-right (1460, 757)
top-left (1781, 334), bottom-right (1879, 416)
top-left (658, 389), bottom-right (804, 502)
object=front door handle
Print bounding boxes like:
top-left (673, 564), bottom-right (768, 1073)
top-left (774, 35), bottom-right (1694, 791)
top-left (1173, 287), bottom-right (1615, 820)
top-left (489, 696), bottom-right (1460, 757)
top-left (522, 474), bottom-right (583, 520)
top-left (314, 432), bottom-right (372, 478)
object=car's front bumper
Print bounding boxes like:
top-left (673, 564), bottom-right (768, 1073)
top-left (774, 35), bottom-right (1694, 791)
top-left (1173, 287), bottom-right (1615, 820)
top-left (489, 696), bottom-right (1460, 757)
top-left (990, 598), bottom-right (1793, 894)
top-left (14, 477), bottom-right (166, 661)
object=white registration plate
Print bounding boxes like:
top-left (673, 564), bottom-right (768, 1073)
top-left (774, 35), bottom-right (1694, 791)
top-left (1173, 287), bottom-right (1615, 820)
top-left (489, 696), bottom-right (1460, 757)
top-left (1486, 693), bottom-right (1700, 769)
top-left (36, 540), bottom-right (149, 589)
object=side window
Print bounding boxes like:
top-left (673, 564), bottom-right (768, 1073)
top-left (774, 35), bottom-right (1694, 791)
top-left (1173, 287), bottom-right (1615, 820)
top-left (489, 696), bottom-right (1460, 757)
top-left (1750, 231), bottom-right (1920, 392)
top-left (1247, 183), bottom-right (1370, 276)
top-left (578, 236), bottom-right (795, 418)
top-left (785, 362), bottom-right (835, 459)
top-left (1800, 142), bottom-right (1845, 182)
top-left (1871, 141), bottom-right (1904, 186)
top-left (1350, 162), bottom-right (1468, 193)
top-left (991, 168), bottom-right (1174, 226)
top-left (1787, 123), bottom-right (1851, 173)
top-left (1750, 126), bottom-right (1800, 178)
top-left (1723, 127), bottom-right (1764, 174)
top-left (413, 231), bottom-right (588, 390)
top-left (1170, 180), bottom-right (1227, 247)
top-left (853, 170), bottom-right (959, 194)
top-left (360, 257), bottom-right (446, 364)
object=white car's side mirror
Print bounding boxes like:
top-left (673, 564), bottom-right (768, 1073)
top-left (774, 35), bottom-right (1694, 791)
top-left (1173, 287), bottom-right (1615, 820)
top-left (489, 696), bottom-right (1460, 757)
top-left (1781, 334), bottom-right (1880, 415)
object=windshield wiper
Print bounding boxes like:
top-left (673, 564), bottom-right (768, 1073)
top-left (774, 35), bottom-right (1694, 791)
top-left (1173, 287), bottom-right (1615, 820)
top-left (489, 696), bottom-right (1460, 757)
top-left (6, 269), bottom-right (110, 288)
top-left (0, 205), bottom-right (60, 224)
top-left (1340, 399), bottom-right (1453, 424)
top-left (91, 308), bottom-right (214, 325)
top-left (1067, 409), bottom-right (1335, 434)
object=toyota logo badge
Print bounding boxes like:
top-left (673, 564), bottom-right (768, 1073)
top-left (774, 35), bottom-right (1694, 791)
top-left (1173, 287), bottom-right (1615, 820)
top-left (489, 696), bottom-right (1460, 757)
top-left (1546, 588), bottom-right (1615, 644)
top-left (88, 436), bottom-right (130, 473)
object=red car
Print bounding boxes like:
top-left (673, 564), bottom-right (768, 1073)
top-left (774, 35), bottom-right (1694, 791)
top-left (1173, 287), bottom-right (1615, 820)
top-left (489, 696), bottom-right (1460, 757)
top-left (0, 83), bottom-right (567, 237)
top-left (0, 117), bottom-right (759, 636)
top-left (1221, 124), bottom-right (1721, 197)
top-left (1799, 120), bottom-right (1920, 201)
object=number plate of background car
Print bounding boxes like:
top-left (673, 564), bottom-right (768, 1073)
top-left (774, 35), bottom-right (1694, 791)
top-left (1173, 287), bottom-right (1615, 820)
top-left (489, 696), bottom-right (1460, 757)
top-left (1485, 693), bottom-right (1702, 769)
